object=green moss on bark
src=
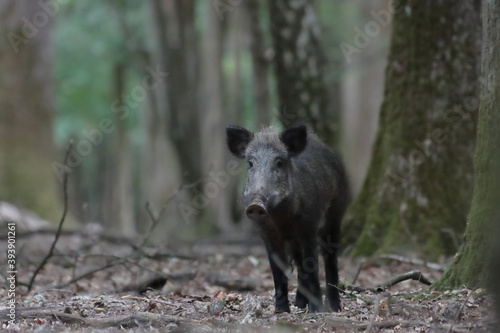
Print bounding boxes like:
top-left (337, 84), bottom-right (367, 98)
top-left (343, 1), bottom-right (480, 259)
top-left (434, 0), bottom-right (499, 288)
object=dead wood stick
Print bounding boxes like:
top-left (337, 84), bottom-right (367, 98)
top-left (376, 270), bottom-right (432, 290)
top-left (364, 292), bottom-right (389, 333)
top-left (27, 142), bottom-right (73, 292)
top-left (346, 270), bottom-right (433, 293)
top-left (54, 258), bottom-right (129, 289)
top-left (50, 311), bottom-right (185, 328)
top-left (446, 289), bottom-right (475, 333)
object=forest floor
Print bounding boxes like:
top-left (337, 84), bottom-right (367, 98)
top-left (0, 230), bottom-right (497, 332)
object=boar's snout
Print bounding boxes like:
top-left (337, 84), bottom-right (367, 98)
top-left (246, 202), bottom-right (268, 221)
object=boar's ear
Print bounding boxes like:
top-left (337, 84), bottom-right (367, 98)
top-left (280, 124), bottom-right (307, 156)
top-left (226, 126), bottom-right (254, 158)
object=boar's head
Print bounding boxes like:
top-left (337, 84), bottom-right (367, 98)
top-left (226, 125), bottom-right (307, 222)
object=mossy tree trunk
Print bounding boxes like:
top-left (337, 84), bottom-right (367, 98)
top-left (433, 0), bottom-right (500, 290)
top-left (343, 1), bottom-right (481, 258)
top-left (269, 0), bottom-right (336, 145)
top-left (0, 2), bottom-right (61, 222)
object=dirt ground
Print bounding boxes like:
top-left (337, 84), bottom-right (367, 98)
top-left (0, 231), bottom-right (497, 332)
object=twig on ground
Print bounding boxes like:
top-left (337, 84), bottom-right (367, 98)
top-left (50, 311), bottom-right (185, 328)
top-left (141, 179), bottom-right (201, 249)
top-left (54, 258), bottom-right (129, 289)
top-left (346, 270), bottom-right (433, 293)
top-left (376, 270), bottom-right (432, 290)
top-left (446, 289), bottom-right (475, 333)
top-left (365, 292), bottom-right (390, 333)
top-left (27, 142), bottom-right (73, 292)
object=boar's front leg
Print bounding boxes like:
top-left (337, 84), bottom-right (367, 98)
top-left (266, 246), bottom-right (290, 313)
top-left (294, 239), bottom-right (324, 312)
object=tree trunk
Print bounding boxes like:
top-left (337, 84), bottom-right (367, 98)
top-left (269, 0), bottom-right (335, 145)
top-left (344, 1), bottom-right (481, 258)
top-left (247, 0), bottom-right (272, 128)
top-left (197, 3), bottom-right (236, 233)
top-left (340, 1), bottom-right (389, 193)
top-left (137, 0), bottom-right (185, 242)
top-left (0, 1), bottom-right (61, 222)
top-left (160, 0), bottom-right (201, 184)
top-left (101, 63), bottom-right (135, 237)
top-left (433, 0), bottom-right (499, 289)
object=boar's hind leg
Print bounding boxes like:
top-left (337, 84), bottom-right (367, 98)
top-left (294, 240), bottom-right (325, 312)
top-left (267, 248), bottom-right (291, 312)
top-left (322, 205), bottom-right (343, 312)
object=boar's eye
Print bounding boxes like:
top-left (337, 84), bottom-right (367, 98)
top-left (248, 160), bottom-right (253, 168)
top-left (275, 159), bottom-right (284, 168)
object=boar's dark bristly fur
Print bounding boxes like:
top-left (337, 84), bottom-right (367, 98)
top-left (226, 124), bottom-right (351, 313)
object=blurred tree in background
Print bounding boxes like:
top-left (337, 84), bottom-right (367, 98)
top-left (0, 1), bottom-right (61, 222)
top-left (0, 0), bottom-right (443, 252)
top-left (269, 0), bottom-right (334, 145)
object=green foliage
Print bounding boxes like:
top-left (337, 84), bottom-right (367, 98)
top-left (53, 1), bottom-right (146, 145)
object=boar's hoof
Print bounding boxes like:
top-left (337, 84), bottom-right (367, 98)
top-left (246, 203), bottom-right (267, 221)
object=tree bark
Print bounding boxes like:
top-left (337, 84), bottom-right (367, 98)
top-left (269, 0), bottom-right (335, 145)
top-left (197, 4), bottom-right (236, 232)
top-left (160, 0), bottom-right (201, 184)
top-left (433, 0), bottom-right (500, 289)
top-left (0, 1), bottom-right (61, 222)
top-left (247, 0), bottom-right (272, 128)
top-left (344, 1), bottom-right (481, 258)
top-left (101, 62), bottom-right (135, 236)
top-left (138, 0), bottom-right (185, 242)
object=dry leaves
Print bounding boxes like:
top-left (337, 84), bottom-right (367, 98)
top-left (0, 232), bottom-right (496, 332)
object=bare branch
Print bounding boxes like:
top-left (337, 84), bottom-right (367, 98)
top-left (346, 270), bottom-right (433, 293)
top-left (27, 142), bottom-right (73, 291)
top-left (140, 179), bottom-right (201, 248)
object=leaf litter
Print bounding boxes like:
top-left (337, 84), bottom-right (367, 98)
top-left (0, 232), bottom-right (496, 332)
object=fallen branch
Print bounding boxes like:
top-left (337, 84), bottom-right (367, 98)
top-left (27, 143), bottom-right (73, 292)
top-left (54, 258), bottom-right (129, 289)
top-left (345, 270), bottom-right (433, 293)
top-left (50, 311), bottom-right (184, 329)
top-left (377, 270), bottom-right (432, 290)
